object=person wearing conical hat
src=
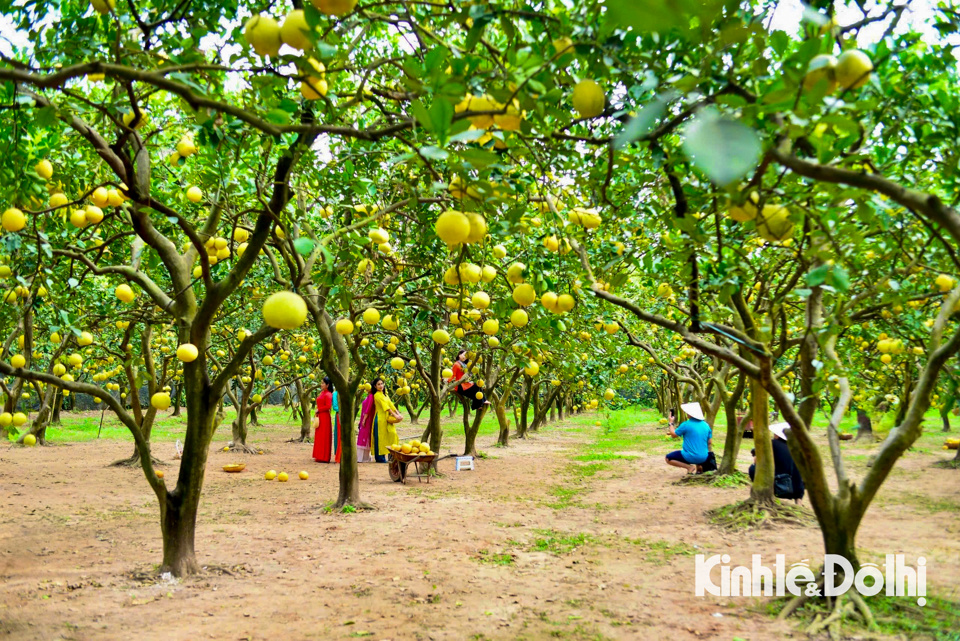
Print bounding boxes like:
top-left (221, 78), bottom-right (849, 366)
top-left (749, 422), bottom-right (805, 504)
top-left (665, 401), bottom-right (713, 474)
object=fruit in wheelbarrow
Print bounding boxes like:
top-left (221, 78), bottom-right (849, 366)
top-left (265, 470), bottom-right (277, 480)
top-left (400, 443), bottom-right (412, 454)
top-left (277, 472), bottom-right (289, 482)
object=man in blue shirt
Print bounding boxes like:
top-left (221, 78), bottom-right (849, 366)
top-left (665, 402), bottom-right (713, 474)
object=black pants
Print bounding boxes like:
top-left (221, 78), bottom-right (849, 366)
top-left (457, 384), bottom-right (486, 410)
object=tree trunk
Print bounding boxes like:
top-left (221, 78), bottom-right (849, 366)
top-left (855, 409), bottom-right (873, 442)
top-left (51, 387), bottom-right (62, 425)
top-left (172, 383), bottom-right (183, 417)
top-left (334, 388), bottom-right (362, 508)
top-left (295, 379), bottom-right (312, 442)
top-left (463, 404), bottom-right (487, 457)
top-left (718, 372), bottom-right (746, 476)
top-left (18, 383), bottom-right (56, 445)
top-left (495, 395), bottom-right (510, 446)
top-left (517, 377), bottom-right (532, 438)
top-left (749, 377), bottom-right (775, 505)
top-left (159, 386), bottom-right (217, 577)
top-left (160, 484), bottom-right (202, 576)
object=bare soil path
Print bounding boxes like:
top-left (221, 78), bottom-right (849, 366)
top-left (1, 412), bottom-right (957, 640)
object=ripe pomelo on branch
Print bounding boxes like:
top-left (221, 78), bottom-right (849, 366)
top-left (755, 204), bottom-right (794, 242)
top-left (571, 79), bottom-right (605, 118)
top-left (280, 10), bottom-right (312, 51)
top-left (835, 49), bottom-right (873, 90)
top-left (435, 210), bottom-right (471, 245)
top-left (244, 14), bottom-right (283, 57)
top-left (312, 0), bottom-right (358, 17)
top-left (262, 291), bottom-right (308, 330)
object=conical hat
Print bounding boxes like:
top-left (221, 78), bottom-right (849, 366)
top-left (680, 402), bottom-right (704, 421)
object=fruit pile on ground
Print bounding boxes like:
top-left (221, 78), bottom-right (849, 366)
top-left (388, 439), bottom-right (434, 456)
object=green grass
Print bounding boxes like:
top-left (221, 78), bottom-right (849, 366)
top-left (528, 529), bottom-right (593, 555)
top-left (623, 537), bottom-right (698, 565)
top-left (475, 549), bottom-right (515, 565)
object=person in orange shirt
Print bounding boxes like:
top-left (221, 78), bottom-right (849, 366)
top-left (448, 349), bottom-right (489, 410)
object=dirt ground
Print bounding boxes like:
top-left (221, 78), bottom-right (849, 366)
top-left (1, 413), bottom-right (958, 641)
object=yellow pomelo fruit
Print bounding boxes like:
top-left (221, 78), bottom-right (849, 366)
top-left (390, 357), bottom-right (405, 370)
top-left (935, 274), bottom-right (955, 292)
top-left (463, 94), bottom-right (497, 129)
top-left (540, 292), bottom-right (558, 311)
top-left (186, 186), bottom-right (203, 203)
top-left (77, 332), bottom-right (94, 346)
top-left (115, 284), bottom-right (136, 302)
top-left (524, 361), bottom-right (540, 376)
top-left (69, 210), bottom-right (88, 228)
top-left (265, 470), bottom-right (277, 480)
top-left (262, 291), bottom-right (308, 329)
top-left (455, 263), bottom-right (478, 284)
top-left (312, 0), bottom-right (358, 17)
top-left (400, 444), bottom-right (412, 454)
top-left (481, 265), bottom-right (497, 283)
top-left (11, 354), bottom-right (26, 368)
top-left (301, 75), bottom-right (328, 100)
top-left (804, 54), bottom-right (838, 93)
top-left (90, 0), bottom-right (115, 13)
top-left (177, 136), bottom-right (197, 157)
top-left (493, 100), bottom-right (522, 131)
top-left (604, 388), bottom-right (615, 401)
top-left (244, 15), bottom-right (282, 57)
top-left (49, 193), bottom-right (68, 208)
top-left (277, 472), bottom-right (289, 482)
top-left (482, 319), bottom-right (499, 335)
top-left (506, 262), bottom-right (526, 284)
top-left (23, 433), bottom-right (37, 446)
top-left (177, 343), bottom-right (199, 362)
top-left (472, 291), bottom-right (491, 309)
top-left (280, 9), bottom-right (312, 50)
top-left (35, 159), bottom-right (53, 180)
top-left (151, 392), bottom-right (171, 410)
top-left (85, 206), bottom-right (104, 224)
top-left (571, 79), bottom-right (605, 118)
top-left (835, 49), bottom-right (873, 90)
top-left (432, 329), bottom-right (450, 345)
top-left (382, 315), bottom-right (399, 330)
top-left (0, 413), bottom-right (11, 426)
top-left (464, 212), bottom-right (487, 243)
top-left (298, 470), bottom-right (309, 480)
top-left (368, 227), bottom-right (389, 244)
top-left (492, 244), bottom-right (507, 259)
top-left (510, 309), bottom-right (529, 328)
top-left (512, 283), bottom-right (536, 307)
top-left (335, 319), bottom-right (354, 335)
top-left (1, 208), bottom-right (26, 232)
top-left (435, 210), bottom-right (471, 245)
top-left (755, 204), bottom-right (794, 242)
top-left (362, 308), bottom-right (381, 324)
top-left (556, 294), bottom-right (575, 312)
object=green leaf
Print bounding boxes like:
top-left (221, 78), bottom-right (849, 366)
top-left (831, 264), bottom-right (850, 293)
top-left (264, 108), bottom-right (291, 125)
top-left (429, 98), bottom-right (454, 143)
top-left (410, 100), bottom-right (433, 133)
top-left (458, 148), bottom-right (498, 169)
top-left (294, 238), bottom-right (314, 256)
top-left (419, 146), bottom-right (449, 160)
top-left (449, 129), bottom-right (487, 144)
top-left (681, 111), bottom-right (761, 187)
top-left (614, 96), bottom-right (667, 149)
top-left (806, 263), bottom-right (830, 287)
